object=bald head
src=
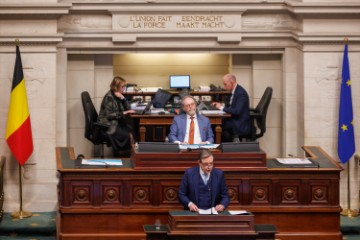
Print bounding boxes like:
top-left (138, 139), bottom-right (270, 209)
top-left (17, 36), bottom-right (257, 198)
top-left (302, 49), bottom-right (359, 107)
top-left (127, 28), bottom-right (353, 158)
top-left (222, 74), bottom-right (237, 91)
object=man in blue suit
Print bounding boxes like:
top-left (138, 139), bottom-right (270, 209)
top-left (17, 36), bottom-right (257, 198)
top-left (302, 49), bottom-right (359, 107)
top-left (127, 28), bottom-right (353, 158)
top-left (168, 96), bottom-right (214, 144)
top-left (178, 149), bottom-right (229, 212)
top-left (212, 74), bottom-right (251, 142)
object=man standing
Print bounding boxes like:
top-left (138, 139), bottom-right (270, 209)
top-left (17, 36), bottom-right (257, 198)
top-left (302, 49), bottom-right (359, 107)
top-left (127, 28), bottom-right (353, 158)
top-left (212, 73), bottom-right (251, 142)
top-left (168, 96), bottom-right (214, 144)
top-left (178, 149), bottom-right (229, 212)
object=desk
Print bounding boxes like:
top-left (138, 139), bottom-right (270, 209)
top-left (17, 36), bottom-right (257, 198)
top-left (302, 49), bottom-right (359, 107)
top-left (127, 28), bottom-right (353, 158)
top-left (56, 146), bottom-right (342, 240)
top-left (125, 90), bottom-right (231, 103)
top-left (144, 224), bottom-right (276, 240)
top-left (131, 113), bottom-right (229, 143)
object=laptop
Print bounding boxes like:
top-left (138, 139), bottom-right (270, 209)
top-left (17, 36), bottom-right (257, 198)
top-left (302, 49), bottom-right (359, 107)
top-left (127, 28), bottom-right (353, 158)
top-left (221, 142), bottom-right (260, 152)
top-left (137, 142), bottom-right (179, 152)
top-left (197, 101), bottom-right (218, 111)
top-left (134, 102), bottom-right (152, 115)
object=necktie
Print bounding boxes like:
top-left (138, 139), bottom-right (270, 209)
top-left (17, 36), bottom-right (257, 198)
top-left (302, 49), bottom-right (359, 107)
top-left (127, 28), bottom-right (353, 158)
top-left (203, 173), bottom-right (209, 184)
top-left (189, 116), bottom-right (194, 144)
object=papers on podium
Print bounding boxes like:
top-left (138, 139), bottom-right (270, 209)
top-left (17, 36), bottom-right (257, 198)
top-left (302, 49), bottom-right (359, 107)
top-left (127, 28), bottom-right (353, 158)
top-left (275, 158), bottom-right (318, 168)
top-left (179, 144), bottom-right (220, 150)
top-left (228, 210), bottom-right (248, 215)
top-left (276, 158), bottom-right (312, 165)
top-left (199, 207), bottom-right (218, 215)
top-left (81, 159), bottom-right (123, 166)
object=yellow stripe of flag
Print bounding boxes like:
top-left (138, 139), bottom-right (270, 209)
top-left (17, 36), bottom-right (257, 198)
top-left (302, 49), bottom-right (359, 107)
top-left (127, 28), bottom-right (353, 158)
top-left (6, 79), bottom-right (30, 139)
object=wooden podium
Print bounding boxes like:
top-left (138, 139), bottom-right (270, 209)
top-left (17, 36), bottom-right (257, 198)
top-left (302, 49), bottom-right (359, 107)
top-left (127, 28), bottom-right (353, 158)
top-left (144, 211), bottom-right (276, 240)
top-left (57, 146), bottom-right (342, 240)
top-left (133, 148), bottom-right (267, 171)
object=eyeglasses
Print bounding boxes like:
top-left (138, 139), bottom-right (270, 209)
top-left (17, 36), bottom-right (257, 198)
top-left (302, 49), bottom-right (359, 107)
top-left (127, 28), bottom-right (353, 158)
top-left (200, 162), bottom-right (213, 167)
top-left (183, 102), bottom-right (196, 108)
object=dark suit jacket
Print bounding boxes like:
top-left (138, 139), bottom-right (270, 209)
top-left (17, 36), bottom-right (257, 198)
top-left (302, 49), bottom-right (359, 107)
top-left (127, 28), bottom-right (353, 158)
top-left (168, 113), bottom-right (214, 143)
top-left (98, 90), bottom-right (132, 150)
top-left (178, 166), bottom-right (229, 210)
top-left (223, 84), bottom-right (251, 136)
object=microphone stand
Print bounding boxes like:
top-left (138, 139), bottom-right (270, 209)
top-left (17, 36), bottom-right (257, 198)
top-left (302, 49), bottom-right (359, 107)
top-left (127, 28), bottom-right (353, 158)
top-left (209, 177), bottom-right (212, 215)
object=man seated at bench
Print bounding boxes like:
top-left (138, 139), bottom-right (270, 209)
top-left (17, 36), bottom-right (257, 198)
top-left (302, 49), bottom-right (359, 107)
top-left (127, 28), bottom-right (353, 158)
top-left (168, 96), bottom-right (214, 144)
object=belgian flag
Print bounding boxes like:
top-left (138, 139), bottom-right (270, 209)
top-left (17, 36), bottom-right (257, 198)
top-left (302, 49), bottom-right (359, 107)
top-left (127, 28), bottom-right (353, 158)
top-left (6, 45), bottom-right (33, 165)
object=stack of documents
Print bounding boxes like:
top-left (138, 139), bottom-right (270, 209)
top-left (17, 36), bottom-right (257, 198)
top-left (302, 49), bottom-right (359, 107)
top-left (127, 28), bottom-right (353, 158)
top-left (275, 158), bottom-right (318, 168)
top-left (179, 144), bottom-right (219, 150)
top-left (200, 110), bottom-right (225, 115)
top-left (81, 159), bottom-right (123, 166)
top-left (199, 86), bottom-right (210, 92)
top-left (141, 87), bottom-right (162, 92)
top-left (150, 108), bottom-right (167, 114)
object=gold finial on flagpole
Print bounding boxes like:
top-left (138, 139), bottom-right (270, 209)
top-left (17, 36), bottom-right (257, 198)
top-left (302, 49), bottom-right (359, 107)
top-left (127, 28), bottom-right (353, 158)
top-left (344, 37), bottom-right (349, 44)
top-left (15, 39), bottom-right (20, 46)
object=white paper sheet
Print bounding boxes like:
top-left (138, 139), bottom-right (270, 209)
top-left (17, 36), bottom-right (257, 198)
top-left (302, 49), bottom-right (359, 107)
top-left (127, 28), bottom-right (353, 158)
top-left (276, 158), bottom-right (312, 164)
top-left (198, 207), bottom-right (218, 215)
top-left (81, 159), bottom-right (123, 166)
top-left (228, 210), bottom-right (248, 215)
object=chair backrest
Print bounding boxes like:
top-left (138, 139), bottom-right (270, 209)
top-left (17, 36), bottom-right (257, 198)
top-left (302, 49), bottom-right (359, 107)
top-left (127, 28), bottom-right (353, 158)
top-left (252, 87), bottom-right (273, 139)
top-left (81, 91), bottom-right (99, 143)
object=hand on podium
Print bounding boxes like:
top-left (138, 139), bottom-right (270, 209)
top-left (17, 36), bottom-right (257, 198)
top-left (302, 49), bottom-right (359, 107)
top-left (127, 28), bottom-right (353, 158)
top-left (189, 202), bottom-right (199, 212)
top-left (215, 204), bottom-right (225, 212)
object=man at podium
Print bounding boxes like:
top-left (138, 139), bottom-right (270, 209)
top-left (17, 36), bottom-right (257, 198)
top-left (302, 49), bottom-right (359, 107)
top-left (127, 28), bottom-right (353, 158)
top-left (178, 149), bottom-right (229, 212)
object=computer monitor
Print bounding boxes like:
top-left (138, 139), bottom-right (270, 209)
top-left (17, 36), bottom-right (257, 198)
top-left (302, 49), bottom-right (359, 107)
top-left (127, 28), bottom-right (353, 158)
top-left (169, 75), bottom-right (190, 90)
top-left (221, 142), bottom-right (260, 152)
top-left (138, 142), bottom-right (179, 152)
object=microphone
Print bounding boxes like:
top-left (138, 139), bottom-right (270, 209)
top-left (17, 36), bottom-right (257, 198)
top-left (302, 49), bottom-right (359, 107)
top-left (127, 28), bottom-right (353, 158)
top-left (208, 176), bottom-right (212, 215)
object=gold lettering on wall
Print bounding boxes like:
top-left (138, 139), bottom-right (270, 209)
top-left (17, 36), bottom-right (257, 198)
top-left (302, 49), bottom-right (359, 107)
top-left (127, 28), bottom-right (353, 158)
top-left (130, 15), bottom-right (172, 29)
top-left (121, 14), bottom-right (231, 30)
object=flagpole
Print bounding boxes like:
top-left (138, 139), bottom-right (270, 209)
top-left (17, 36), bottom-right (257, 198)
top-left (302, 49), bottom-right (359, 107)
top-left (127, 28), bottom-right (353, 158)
top-left (9, 39), bottom-right (32, 219)
top-left (340, 157), bottom-right (359, 217)
top-left (338, 37), bottom-right (357, 217)
top-left (11, 164), bottom-right (32, 219)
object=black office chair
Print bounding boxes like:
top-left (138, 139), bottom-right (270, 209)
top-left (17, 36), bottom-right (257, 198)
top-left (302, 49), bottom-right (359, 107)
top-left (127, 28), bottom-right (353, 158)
top-left (248, 87), bottom-right (273, 141)
top-left (81, 91), bottom-right (109, 158)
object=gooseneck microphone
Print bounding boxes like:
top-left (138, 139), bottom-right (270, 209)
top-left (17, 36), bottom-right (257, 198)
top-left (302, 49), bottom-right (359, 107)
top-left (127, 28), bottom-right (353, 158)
top-left (208, 176), bottom-right (212, 215)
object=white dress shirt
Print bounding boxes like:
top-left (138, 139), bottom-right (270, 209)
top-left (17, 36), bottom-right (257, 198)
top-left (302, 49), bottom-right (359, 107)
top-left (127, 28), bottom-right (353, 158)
top-left (220, 84), bottom-right (237, 111)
